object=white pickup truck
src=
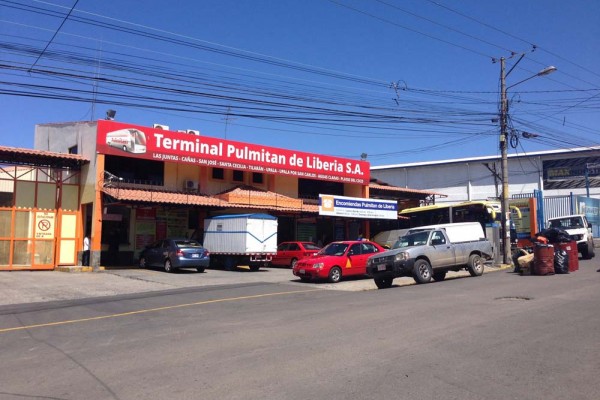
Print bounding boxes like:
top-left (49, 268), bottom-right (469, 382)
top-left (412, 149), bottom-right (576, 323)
top-left (366, 222), bottom-right (494, 289)
top-left (547, 214), bottom-right (595, 259)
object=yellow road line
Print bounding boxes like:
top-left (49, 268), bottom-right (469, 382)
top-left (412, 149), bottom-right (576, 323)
top-left (0, 288), bottom-right (320, 334)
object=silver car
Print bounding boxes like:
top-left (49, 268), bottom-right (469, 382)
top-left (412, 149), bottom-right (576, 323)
top-left (139, 238), bottom-right (210, 273)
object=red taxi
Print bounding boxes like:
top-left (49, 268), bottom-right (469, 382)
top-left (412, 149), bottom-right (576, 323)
top-left (292, 240), bottom-right (385, 283)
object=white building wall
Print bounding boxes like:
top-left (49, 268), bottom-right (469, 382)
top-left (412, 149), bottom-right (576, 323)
top-left (371, 148), bottom-right (600, 205)
top-left (34, 121), bottom-right (98, 204)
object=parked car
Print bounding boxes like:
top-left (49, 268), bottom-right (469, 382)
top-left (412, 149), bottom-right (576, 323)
top-left (271, 241), bottom-right (321, 268)
top-left (292, 240), bottom-right (386, 283)
top-left (547, 214), bottom-right (595, 259)
top-left (366, 222), bottom-right (493, 289)
top-left (139, 238), bottom-right (210, 273)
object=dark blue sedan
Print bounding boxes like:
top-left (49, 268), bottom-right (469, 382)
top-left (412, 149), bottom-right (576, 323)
top-left (139, 238), bottom-right (210, 273)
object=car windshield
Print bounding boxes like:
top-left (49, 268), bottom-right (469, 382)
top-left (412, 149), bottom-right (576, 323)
top-left (174, 240), bottom-right (203, 248)
top-left (550, 217), bottom-right (583, 229)
top-left (318, 243), bottom-right (349, 256)
top-left (303, 243), bottom-right (321, 250)
top-left (393, 231), bottom-right (431, 249)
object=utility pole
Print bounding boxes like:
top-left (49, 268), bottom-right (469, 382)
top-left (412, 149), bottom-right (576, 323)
top-left (496, 51), bottom-right (556, 265)
top-left (499, 57), bottom-right (511, 265)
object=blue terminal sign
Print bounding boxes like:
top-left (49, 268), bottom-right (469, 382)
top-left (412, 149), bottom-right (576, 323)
top-left (319, 194), bottom-right (398, 220)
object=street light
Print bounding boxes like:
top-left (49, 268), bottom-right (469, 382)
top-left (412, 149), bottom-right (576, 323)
top-left (499, 58), bottom-right (556, 265)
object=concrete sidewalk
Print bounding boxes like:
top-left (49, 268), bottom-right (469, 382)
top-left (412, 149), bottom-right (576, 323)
top-left (0, 264), bottom-right (512, 307)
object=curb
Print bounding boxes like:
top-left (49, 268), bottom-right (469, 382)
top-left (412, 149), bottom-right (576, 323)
top-left (56, 266), bottom-right (106, 273)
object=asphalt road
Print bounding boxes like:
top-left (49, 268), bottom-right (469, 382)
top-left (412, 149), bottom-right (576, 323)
top-left (0, 262), bottom-right (598, 400)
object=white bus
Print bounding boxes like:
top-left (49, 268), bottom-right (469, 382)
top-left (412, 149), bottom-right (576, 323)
top-left (106, 129), bottom-right (147, 154)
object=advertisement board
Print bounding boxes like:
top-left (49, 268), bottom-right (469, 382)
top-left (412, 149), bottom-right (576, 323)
top-left (96, 120), bottom-right (370, 185)
top-left (319, 194), bottom-right (398, 220)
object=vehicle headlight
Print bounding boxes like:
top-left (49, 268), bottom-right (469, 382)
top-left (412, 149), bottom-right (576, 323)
top-left (394, 252), bottom-right (409, 262)
top-left (572, 234), bottom-right (583, 241)
top-left (313, 262), bottom-right (324, 269)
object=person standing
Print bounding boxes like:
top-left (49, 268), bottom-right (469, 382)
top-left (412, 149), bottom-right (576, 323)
top-left (82, 235), bottom-right (90, 266)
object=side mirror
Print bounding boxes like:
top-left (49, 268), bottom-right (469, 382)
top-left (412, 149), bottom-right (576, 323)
top-left (431, 238), bottom-right (444, 246)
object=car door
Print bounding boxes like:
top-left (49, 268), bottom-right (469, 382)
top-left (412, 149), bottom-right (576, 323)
top-left (287, 242), bottom-right (302, 263)
top-left (429, 230), bottom-right (456, 268)
top-left (273, 243), bottom-right (289, 266)
top-left (346, 243), bottom-right (365, 276)
top-left (357, 242), bottom-right (379, 274)
top-left (145, 240), bottom-right (163, 267)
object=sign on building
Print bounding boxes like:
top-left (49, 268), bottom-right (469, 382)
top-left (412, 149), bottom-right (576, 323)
top-left (319, 194), bottom-right (398, 220)
top-left (35, 211), bottom-right (55, 239)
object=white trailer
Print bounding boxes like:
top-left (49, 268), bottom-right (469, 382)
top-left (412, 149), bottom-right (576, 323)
top-left (203, 213), bottom-right (278, 271)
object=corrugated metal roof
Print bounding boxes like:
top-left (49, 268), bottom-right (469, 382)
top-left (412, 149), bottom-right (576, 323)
top-left (371, 146), bottom-right (600, 170)
top-left (369, 183), bottom-right (444, 196)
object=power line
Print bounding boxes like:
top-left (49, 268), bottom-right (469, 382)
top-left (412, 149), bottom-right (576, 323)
top-left (27, 0), bottom-right (79, 72)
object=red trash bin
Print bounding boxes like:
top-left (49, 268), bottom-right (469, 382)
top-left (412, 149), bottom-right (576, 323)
top-left (533, 244), bottom-right (555, 275)
top-left (556, 241), bottom-right (579, 272)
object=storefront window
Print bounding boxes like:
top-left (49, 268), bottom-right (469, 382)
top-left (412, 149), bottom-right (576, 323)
top-left (35, 240), bottom-right (54, 264)
top-left (15, 181), bottom-right (35, 208)
top-left (14, 211), bottom-right (33, 238)
top-left (233, 170), bottom-right (244, 182)
top-left (61, 185), bottom-right (80, 211)
top-left (0, 240), bottom-right (9, 265)
top-left (37, 183), bottom-right (57, 210)
top-left (0, 179), bottom-right (14, 207)
top-left (0, 210), bottom-right (11, 237)
top-left (252, 173), bottom-right (263, 184)
top-left (212, 168), bottom-right (224, 180)
top-left (12, 240), bottom-right (31, 266)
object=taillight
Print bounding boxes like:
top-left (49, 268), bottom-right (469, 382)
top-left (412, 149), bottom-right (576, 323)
top-left (176, 250), bottom-right (184, 257)
top-left (204, 250), bottom-right (210, 256)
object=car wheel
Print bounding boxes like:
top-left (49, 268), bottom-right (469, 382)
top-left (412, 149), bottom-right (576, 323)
top-left (139, 256), bottom-right (146, 269)
top-left (290, 258), bottom-right (298, 269)
top-left (467, 254), bottom-right (484, 276)
top-left (374, 277), bottom-right (393, 289)
top-left (328, 267), bottom-right (342, 283)
top-left (413, 259), bottom-right (432, 284)
top-left (432, 270), bottom-right (447, 281)
top-left (164, 259), bottom-right (174, 273)
top-left (196, 267), bottom-right (205, 273)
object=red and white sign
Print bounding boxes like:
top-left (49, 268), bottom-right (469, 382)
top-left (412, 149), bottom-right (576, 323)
top-left (96, 120), bottom-right (370, 184)
top-left (35, 211), bottom-right (55, 239)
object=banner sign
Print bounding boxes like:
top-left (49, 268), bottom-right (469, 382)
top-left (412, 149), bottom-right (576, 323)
top-left (96, 120), bottom-right (370, 185)
top-left (319, 194), bottom-right (398, 220)
top-left (543, 157), bottom-right (600, 189)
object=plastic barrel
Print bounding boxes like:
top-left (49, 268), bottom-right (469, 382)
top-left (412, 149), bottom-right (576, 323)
top-left (556, 241), bottom-right (579, 272)
top-left (533, 244), bottom-right (555, 275)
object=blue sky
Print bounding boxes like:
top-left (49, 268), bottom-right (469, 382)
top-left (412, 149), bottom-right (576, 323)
top-left (1, 0), bottom-right (599, 166)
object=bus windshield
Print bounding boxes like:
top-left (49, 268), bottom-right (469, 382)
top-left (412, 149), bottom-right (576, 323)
top-left (133, 130), bottom-right (147, 145)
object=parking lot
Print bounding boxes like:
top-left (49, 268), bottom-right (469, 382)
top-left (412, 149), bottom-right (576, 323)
top-left (0, 264), bottom-right (509, 306)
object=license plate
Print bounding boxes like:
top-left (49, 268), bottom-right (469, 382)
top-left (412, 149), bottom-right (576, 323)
top-left (299, 269), bottom-right (305, 274)
top-left (191, 254), bottom-right (199, 258)
top-left (377, 264), bottom-right (386, 271)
